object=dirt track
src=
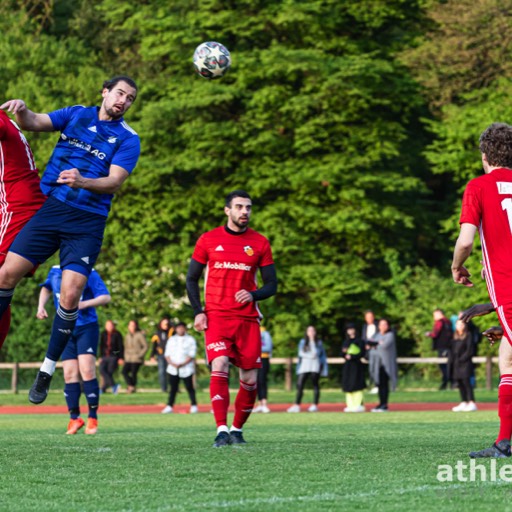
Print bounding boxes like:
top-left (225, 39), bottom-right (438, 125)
top-left (0, 402), bottom-right (498, 415)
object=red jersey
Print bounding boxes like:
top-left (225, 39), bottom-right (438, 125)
top-left (192, 226), bottom-right (274, 318)
top-left (0, 111), bottom-right (45, 212)
top-left (460, 168), bottom-right (512, 307)
top-left (0, 111), bottom-right (46, 261)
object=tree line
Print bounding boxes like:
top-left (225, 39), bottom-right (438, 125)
top-left (0, 0), bottom-right (508, 363)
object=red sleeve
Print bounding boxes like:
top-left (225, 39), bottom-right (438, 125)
top-left (191, 234), bottom-right (209, 264)
top-left (431, 320), bottom-right (443, 339)
top-left (459, 180), bottom-right (482, 227)
top-left (259, 239), bottom-right (274, 267)
top-left (0, 116), bottom-right (7, 140)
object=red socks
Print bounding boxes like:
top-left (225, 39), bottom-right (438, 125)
top-left (233, 380), bottom-right (258, 430)
top-left (497, 374), bottom-right (512, 443)
top-left (210, 371), bottom-right (230, 427)
top-left (0, 305), bottom-right (11, 352)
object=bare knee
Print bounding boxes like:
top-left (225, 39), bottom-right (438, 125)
top-left (59, 271), bottom-right (87, 309)
top-left (0, 255), bottom-right (34, 288)
top-left (499, 337), bottom-right (512, 375)
top-left (63, 361), bottom-right (79, 383)
top-left (78, 355), bottom-right (97, 381)
top-left (240, 368), bottom-right (258, 385)
top-left (211, 357), bottom-right (229, 373)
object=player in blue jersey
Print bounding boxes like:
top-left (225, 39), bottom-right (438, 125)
top-left (37, 266), bottom-right (111, 434)
top-left (0, 76), bottom-right (140, 404)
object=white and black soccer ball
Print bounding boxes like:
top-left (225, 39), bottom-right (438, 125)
top-left (193, 41), bottom-right (231, 79)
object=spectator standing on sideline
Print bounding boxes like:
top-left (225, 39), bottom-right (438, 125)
top-left (426, 309), bottom-right (453, 390)
top-left (254, 325), bottom-right (273, 413)
top-left (450, 320), bottom-right (478, 412)
top-left (287, 325), bottom-right (328, 413)
top-left (99, 320), bottom-right (124, 394)
top-left (161, 322), bottom-right (198, 414)
top-left (37, 266), bottom-right (110, 434)
top-left (151, 317), bottom-right (172, 392)
top-left (369, 318), bottom-right (397, 412)
top-left (122, 319), bottom-right (148, 393)
top-left (342, 324), bottom-right (366, 413)
top-left (362, 310), bottom-right (378, 393)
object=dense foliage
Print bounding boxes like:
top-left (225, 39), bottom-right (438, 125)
top-left (0, 0), bottom-right (506, 363)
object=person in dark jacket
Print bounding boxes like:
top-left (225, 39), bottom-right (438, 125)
top-left (99, 320), bottom-right (124, 394)
top-left (425, 309), bottom-right (453, 390)
top-left (450, 320), bottom-right (477, 412)
top-left (341, 324), bottom-right (366, 412)
top-left (150, 317), bottom-right (173, 392)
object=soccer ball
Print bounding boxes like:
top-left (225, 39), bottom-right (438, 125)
top-left (193, 41), bottom-right (231, 79)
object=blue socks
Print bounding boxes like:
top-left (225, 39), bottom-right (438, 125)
top-left (83, 379), bottom-right (99, 419)
top-left (64, 382), bottom-right (81, 419)
top-left (46, 305), bottom-right (79, 362)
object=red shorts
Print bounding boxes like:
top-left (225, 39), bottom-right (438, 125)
top-left (204, 316), bottom-right (262, 369)
top-left (496, 303), bottom-right (512, 345)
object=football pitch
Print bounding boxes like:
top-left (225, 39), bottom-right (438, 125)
top-left (1, 411), bottom-right (511, 511)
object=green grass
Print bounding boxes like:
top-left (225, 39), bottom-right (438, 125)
top-left (1, 411), bottom-right (512, 511)
top-left (0, 387), bottom-right (502, 407)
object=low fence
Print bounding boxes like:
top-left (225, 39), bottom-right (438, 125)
top-left (0, 356), bottom-right (499, 393)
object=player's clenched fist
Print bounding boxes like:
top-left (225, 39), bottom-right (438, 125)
top-left (57, 168), bottom-right (85, 188)
top-left (0, 99), bottom-right (26, 115)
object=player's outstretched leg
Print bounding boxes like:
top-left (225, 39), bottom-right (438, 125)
top-left (29, 304), bottom-right (79, 404)
top-left (230, 376), bottom-right (258, 445)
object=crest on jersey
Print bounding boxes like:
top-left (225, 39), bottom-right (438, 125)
top-left (244, 245), bottom-right (254, 256)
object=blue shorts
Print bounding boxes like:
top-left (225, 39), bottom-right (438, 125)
top-left (9, 197), bottom-right (106, 277)
top-left (61, 322), bottom-right (99, 361)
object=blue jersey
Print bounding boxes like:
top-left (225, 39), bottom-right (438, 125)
top-left (43, 106), bottom-right (140, 217)
top-left (41, 266), bottom-right (110, 327)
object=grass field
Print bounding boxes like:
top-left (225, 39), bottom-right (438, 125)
top-left (0, 386), bottom-right (503, 407)
top-left (1, 410), bottom-right (511, 512)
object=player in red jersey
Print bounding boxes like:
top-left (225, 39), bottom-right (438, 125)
top-left (0, 110), bottom-right (46, 350)
top-left (186, 190), bottom-right (277, 447)
top-left (452, 122), bottom-right (512, 458)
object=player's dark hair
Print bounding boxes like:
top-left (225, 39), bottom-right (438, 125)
top-left (102, 76), bottom-right (138, 96)
top-left (225, 190), bottom-right (251, 207)
top-left (479, 122), bottom-right (512, 168)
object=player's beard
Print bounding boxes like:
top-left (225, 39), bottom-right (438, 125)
top-left (105, 105), bottom-right (125, 120)
top-left (232, 216), bottom-right (249, 230)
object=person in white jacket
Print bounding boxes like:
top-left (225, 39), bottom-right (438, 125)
top-left (161, 322), bottom-right (198, 414)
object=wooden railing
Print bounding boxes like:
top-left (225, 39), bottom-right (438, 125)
top-left (0, 356), bottom-right (498, 394)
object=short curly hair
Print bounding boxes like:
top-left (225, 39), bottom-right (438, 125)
top-left (479, 122), bottom-right (512, 168)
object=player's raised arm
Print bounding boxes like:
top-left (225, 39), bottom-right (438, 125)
top-left (0, 100), bottom-right (53, 132)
